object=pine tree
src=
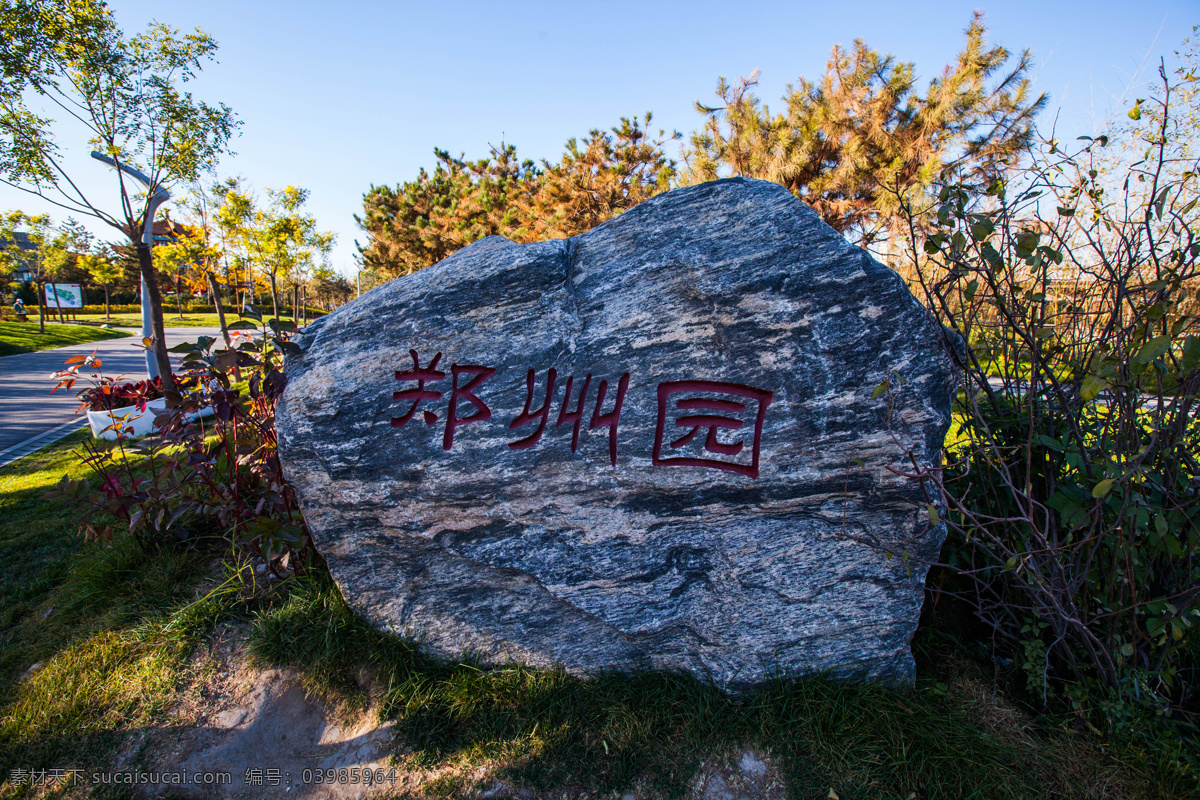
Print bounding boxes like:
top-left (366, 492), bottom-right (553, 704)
top-left (522, 114), bottom-right (678, 240)
top-left (682, 13), bottom-right (1045, 248)
top-left (357, 116), bottom-right (677, 279)
top-left (357, 144), bottom-right (539, 277)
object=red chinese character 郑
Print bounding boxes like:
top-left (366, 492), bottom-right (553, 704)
top-left (508, 368), bottom-right (557, 450)
top-left (443, 364), bottom-right (497, 451)
top-left (392, 349), bottom-right (445, 428)
top-left (652, 380), bottom-right (773, 478)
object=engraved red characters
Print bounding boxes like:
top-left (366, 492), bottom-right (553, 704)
top-left (509, 368), bottom-right (629, 465)
top-left (391, 350), bottom-right (444, 428)
top-left (652, 380), bottom-right (774, 478)
top-left (444, 364), bottom-right (497, 451)
top-left (391, 352), bottom-right (773, 477)
top-left (508, 368), bottom-right (557, 450)
top-left (391, 350), bottom-right (497, 451)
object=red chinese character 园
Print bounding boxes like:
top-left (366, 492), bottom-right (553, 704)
top-left (653, 380), bottom-right (773, 478)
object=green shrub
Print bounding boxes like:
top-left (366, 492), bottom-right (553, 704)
top-left (45, 308), bottom-right (313, 574)
top-left (892, 64), bottom-right (1200, 740)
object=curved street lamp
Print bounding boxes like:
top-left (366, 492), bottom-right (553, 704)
top-left (89, 151), bottom-right (170, 379)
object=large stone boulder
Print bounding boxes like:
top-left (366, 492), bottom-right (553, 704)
top-left (277, 178), bottom-right (955, 688)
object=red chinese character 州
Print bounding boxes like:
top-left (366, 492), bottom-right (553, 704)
top-left (590, 372), bottom-right (630, 467)
top-left (515, 369), bottom-right (628, 465)
top-left (554, 373), bottom-right (592, 453)
top-left (508, 368), bottom-right (557, 450)
top-left (653, 380), bottom-right (773, 478)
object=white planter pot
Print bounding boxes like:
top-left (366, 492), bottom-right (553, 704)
top-left (86, 397), bottom-right (216, 441)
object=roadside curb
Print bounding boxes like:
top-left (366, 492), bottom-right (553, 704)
top-left (0, 417), bottom-right (87, 469)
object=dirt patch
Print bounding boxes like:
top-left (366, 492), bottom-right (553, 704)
top-left (114, 624), bottom-right (408, 799)
top-left (66, 625), bottom-right (793, 800)
top-left (686, 749), bottom-right (787, 800)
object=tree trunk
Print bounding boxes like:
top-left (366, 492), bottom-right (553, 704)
top-left (35, 280), bottom-right (45, 334)
top-left (136, 242), bottom-right (176, 395)
top-left (207, 271), bottom-right (232, 350)
top-left (174, 273), bottom-right (183, 318)
top-left (104, 286), bottom-right (110, 320)
top-left (269, 273), bottom-right (279, 320)
top-left (207, 270), bottom-right (240, 381)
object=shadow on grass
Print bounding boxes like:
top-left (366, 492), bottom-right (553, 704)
top-left (0, 561), bottom-right (242, 784)
top-left (0, 431), bottom-right (93, 482)
top-left (247, 573), bottom-right (1180, 800)
top-left (0, 435), bottom-right (239, 784)
top-left (0, 436), bottom-right (1192, 799)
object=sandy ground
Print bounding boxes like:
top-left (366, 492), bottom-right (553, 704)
top-left (77, 624), bottom-right (787, 800)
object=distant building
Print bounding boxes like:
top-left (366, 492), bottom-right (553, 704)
top-left (0, 231), bottom-right (38, 281)
top-left (120, 211), bottom-right (187, 247)
top-left (152, 215), bottom-right (188, 244)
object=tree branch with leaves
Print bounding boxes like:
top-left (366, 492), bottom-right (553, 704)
top-left (0, 0), bottom-right (239, 394)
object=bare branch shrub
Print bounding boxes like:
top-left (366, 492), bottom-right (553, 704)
top-left (897, 62), bottom-right (1200, 726)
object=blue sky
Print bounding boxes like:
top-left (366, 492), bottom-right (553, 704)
top-left (1, 1), bottom-right (1195, 275)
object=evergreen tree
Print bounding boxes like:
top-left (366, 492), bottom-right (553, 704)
top-left (357, 143), bottom-right (538, 277)
top-left (522, 114), bottom-right (678, 240)
top-left (357, 116), bottom-right (677, 279)
top-left (682, 13), bottom-right (1045, 248)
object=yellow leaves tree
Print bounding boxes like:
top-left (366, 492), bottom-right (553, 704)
top-left (0, 211), bottom-right (52, 332)
top-left (153, 224), bottom-right (218, 318)
top-left (78, 252), bottom-right (123, 319)
top-left (0, 0), bottom-right (239, 391)
top-left (219, 186), bottom-right (333, 320)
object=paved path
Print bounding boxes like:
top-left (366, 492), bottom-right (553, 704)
top-left (0, 327), bottom-right (225, 452)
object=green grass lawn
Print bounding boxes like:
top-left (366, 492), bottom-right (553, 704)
top-left (74, 312), bottom-right (247, 328)
top-left (0, 432), bottom-right (237, 786)
top-left (73, 312), bottom-right (320, 329)
top-left (0, 434), bottom-right (1192, 799)
top-left (0, 321), bottom-right (131, 357)
top-left (253, 575), bottom-right (1190, 799)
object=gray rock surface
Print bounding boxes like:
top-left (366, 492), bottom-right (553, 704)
top-left (277, 178), bottom-right (954, 687)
